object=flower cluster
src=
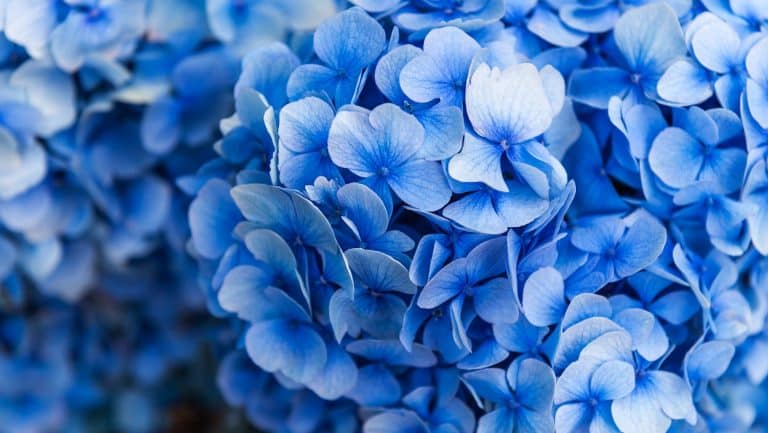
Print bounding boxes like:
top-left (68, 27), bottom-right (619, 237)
top-left (3, 0), bottom-right (768, 432)
top-left (186, 2), bottom-right (768, 433)
top-left (0, 0), bottom-right (332, 431)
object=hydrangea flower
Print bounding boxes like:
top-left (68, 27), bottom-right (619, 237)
top-left (463, 358), bottom-right (555, 433)
top-left (449, 62), bottom-right (564, 195)
top-left (657, 13), bottom-right (755, 110)
top-left (287, 8), bottom-right (385, 105)
top-left (566, 211), bottom-right (667, 295)
top-left (328, 103), bottom-right (452, 211)
top-left (569, 3), bottom-right (686, 108)
top-left (375, 43), bottom-right (465, 161)
top-left (400, 26), bottom-right (480, 107)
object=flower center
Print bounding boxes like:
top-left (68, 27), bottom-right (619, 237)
top-left (378, 166), bottom-right (390, 177)
top-left (86, 7), bottom-right (104, 21)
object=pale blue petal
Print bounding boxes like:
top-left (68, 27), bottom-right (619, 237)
top-left (389, 159), bottom-right (452, 211)
top-left (5, 0), bottom-right (58, 56)
top-left (615, 214), bottom-right (667, 278)
top-left (457, 339), bottom-right (509, 370)
top-left (522, 267), bottom-right (566, 327)
top-left (346, 248), bottom-right (415, 294)
top-left (10, 61), bottom-right (76, 137)
top-left (494, 182), bottom-right (550, 228)
top-left (590, 360), bottom-right (635, 400)
top-left (560, 4), bottom-right (619, 33)
top-left (346, 364), bottom-right (401, 406)
top-left (745, 78), bottom-right (768, 128)
top-left (553, 317), bottom-right (623, 371)
top-left (714, 73), bottom-right (742, 112)
top-left (364, 411), bottom-right (428, 433)
top-left (278, 97), bottom-right (334, 154)
top-left (189, 178), bottom-right (241, 260)
top-left (527, 7), bottom-right (588, 47)
top-left (314, 8), bottom-right (385, 74)
top-left (746, 35), bottom-right (768, 85)
top-left (245, 319), bottom-right (327, 383)
top-left (346, 339), bottom-right (437, 367)
top-left (657, 60), bottom-right (712, 106)
top-left (512, 358), bottom-right (555, 411)
top-left (473, 277), bottom-right (519, 324)
top-left (493, 316), bottom-right (547, 354)
top-left (375, 44), bottom-right (422, 104)
top-left (649, 291), bottom-right (699, 325)
top-left (579, 330), bottom-right (634, 365)
top-left (462, 368), bottom-right (512, 403)
top-left (699, 147), bottom-right (747, 193)
top-left (230, 184), bottom-right (341, 255)
top-left (555, 403), bottom-right (592, 433)
top-left (415, 105), bottom-right (464, 161)
top-left (418, 260), bottom-right (465, 309)
top-left (267, 0), bottom-right (336, 31)
top-left (279, 151), bottom-right (341, 191)
top-left (611, 382), bottom-right (670, 433)
top-left (568, 68), bottom-right (631, 109)
top-left (570, 218), bottom-right (625, 255)
top-left (327, 108), bottom-right (379, 176)
top-left (337, 183), bottom-right (389, 240)
top-left (306, 342), bottom-right (358, 400)
top-left (465, 237), bottom-right (507, 282)
top-left (686, 341), bottom-right (734, 382)
top-left (141, 97), bottom-right (181, 155)
top-left (477, 409), bottom-right (515, 433)
top-left (236, 42), bottom-right (299, 109)
top-left (287, 63), bottom-right (342, 102)
top-left (646, 371), bottom-right (696, 424)
top-left (554, 360), bottom-right (593, 405)
top-left (517, 408), bottom-right (555, 433)
top-left (562, 294), bottom-right (613, 330)
top-left (244, 229), bottom-right (299, 279)
top-left (613, 3), bottom-right (686, 76)
top-left (350, 0), bottom-right (404, 13)
top-left (691, 20), bottom-right (740, 73)
top-left (447, 133), bottom-right (505, 192)
top-left (443, 189), bottom-right (509, 233)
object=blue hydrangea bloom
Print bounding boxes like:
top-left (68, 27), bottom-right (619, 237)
top-left (287, 7), bottom-right (385, 105)
top-left (328, 103), bottom-right (452, 211)
top-left (3, 0), bottom-right (768, 431)
top-left (657, 13), bottom-right (754, 110)
top-left (463, 358), bottom-right (555, 433)
top-left (569, 3), bottom-right (686, 108)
